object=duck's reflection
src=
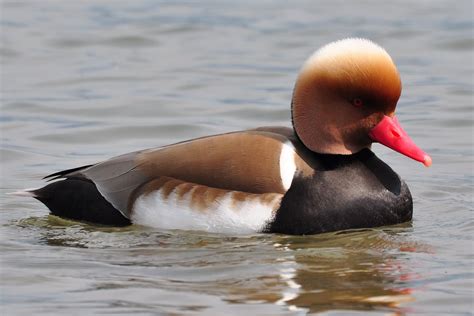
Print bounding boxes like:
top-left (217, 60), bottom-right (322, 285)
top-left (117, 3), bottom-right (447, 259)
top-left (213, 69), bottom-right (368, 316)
top-left (272, 225), bottom-right (420, 314)
top-left (31, 215), bottom-right (423, 314)
top-left (217, 225), bottom-right (423, 314)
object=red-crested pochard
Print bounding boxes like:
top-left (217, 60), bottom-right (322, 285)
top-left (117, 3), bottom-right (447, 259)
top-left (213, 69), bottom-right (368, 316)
top-left (20, 38), bottom-right (431, 235)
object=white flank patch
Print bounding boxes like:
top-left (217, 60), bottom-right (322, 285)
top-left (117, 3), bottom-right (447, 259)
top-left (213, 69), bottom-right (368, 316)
top-left (279, 142), bottom-right (297, 191)
top-left (131, 188), bottom-right (279, 234)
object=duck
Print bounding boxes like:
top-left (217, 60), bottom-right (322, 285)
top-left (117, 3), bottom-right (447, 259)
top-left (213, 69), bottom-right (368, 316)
top-left (20, 38), bottom-right (432, 235)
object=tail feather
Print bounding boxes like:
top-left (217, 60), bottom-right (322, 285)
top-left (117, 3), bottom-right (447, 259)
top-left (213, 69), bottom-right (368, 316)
top-left (27, 179), bottom-right (131, 226)
top-left (43, 164), bottom-right (93, 181)
top-left (7, 188), bottom-right (39, 197)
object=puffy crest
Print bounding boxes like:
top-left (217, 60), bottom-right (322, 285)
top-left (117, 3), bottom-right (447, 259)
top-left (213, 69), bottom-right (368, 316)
top-left (296, 38), bottom-right (401, 112)
top-left (303, 38), bottom-right (390, 69)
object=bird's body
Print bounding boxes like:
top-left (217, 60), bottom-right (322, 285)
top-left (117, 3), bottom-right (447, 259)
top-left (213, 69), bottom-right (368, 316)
top-left (24, 38), bottom-right (431, 235)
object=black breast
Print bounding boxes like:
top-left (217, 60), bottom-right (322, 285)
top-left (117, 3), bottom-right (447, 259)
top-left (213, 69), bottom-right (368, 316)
top-left (267, 149), bottom-right (413, 235)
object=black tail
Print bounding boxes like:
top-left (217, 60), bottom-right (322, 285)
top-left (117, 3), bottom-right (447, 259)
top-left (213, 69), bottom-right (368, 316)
top-left (33, 178), bottom-right (131, 226)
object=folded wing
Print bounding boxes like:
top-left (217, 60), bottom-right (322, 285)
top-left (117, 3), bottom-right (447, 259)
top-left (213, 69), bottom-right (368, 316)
top-left (47, 129), bottom-right (313, 219)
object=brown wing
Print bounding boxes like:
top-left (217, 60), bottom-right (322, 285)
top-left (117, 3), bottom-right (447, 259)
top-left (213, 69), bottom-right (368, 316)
top-left (55, 129), bottom-right (314, 218)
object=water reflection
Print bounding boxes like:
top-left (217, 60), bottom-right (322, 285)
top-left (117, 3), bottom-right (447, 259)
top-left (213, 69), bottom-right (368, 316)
top-left (277, 229), bottom-right (418, 313)
top-left (216, 227), bottom-right (422, 314)
top-left (11, 216), bottom-right (431, 314)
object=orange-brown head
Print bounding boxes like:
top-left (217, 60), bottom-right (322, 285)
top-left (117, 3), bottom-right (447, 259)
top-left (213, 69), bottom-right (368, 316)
top-left (292, 38), bottom-right (431, 166)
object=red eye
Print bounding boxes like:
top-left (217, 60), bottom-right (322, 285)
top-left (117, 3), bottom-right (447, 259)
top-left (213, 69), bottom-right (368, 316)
top-left (352, 98), bottom-right (363, 108)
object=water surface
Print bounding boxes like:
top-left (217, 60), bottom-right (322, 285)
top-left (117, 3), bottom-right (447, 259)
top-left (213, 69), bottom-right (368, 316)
top-left (1, 1), bottom-right (473, 315)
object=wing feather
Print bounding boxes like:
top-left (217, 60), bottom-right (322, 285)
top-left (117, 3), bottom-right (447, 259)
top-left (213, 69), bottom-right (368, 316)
top-left (45, 129), bottom-right (313, 219)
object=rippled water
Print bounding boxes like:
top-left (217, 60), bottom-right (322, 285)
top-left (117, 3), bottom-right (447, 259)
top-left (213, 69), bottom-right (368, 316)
top-left (1, 1), bottom-right (473, 315)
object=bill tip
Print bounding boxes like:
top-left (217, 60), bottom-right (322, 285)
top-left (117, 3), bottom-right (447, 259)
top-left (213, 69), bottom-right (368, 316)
top-left (423, 155), bottom-right (432, 167)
